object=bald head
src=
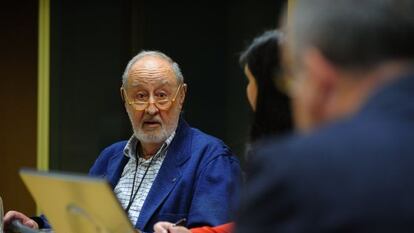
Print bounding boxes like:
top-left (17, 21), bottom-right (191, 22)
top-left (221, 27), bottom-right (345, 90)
top-left (122, 51), bottom-right (184, 86)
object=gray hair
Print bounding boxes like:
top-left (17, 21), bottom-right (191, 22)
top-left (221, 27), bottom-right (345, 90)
top-left (122, 50), bottom-right (184, 86)
top-left (288, 0), bottom-right (414, 70)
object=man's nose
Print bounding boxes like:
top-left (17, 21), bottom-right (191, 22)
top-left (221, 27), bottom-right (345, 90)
top-left (145, 99), bottom-right (159, 115)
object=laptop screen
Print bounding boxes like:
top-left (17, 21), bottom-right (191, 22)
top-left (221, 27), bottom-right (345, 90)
top-left (19, 169), bottom-right (135, 233)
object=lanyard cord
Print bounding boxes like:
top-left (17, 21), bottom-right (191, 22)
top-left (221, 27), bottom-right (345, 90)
top-left (125, 148), bottom-right (158, 214)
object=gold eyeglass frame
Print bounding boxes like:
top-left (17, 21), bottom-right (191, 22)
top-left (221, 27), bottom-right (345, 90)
top-left (120, 84), bottom-right (183, 111)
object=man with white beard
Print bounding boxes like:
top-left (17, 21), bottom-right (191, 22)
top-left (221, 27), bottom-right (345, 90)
top-left (4, 51), bottom-right (241, 233)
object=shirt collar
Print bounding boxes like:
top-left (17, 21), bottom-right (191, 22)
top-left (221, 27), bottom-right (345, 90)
top-left (123, 131), bottom-right (176, 159)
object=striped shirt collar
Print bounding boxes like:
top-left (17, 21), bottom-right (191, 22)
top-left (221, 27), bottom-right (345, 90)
top-left (123, 131), bottom-right (176, 160)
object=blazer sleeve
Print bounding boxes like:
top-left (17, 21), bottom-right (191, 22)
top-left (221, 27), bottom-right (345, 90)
top-left (191, 222), bottom-right (234, 233)
top-left (88, 146), bottom-right (111, 176)
top-left (187, 153), bottom-right (242, 228)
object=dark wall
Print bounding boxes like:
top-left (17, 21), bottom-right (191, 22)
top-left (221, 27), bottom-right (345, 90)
top-left (0, 0), bottom-right (38, 215)
top-left (50, 0), bottom-right (286, 172)
top-left (50, 1), bottom-right (131, 172)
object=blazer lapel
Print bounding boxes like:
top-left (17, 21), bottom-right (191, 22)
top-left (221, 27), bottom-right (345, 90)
top-left (106, 151), bottom-right (129, 188)
top-left (135, 149), bottom-right (182, 229)
top-left (135, 117), bottom-right (191, 229)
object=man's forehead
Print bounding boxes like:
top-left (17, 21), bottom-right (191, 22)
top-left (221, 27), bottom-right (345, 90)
top-left (129, 78), bottom-right (172, 87)
top-left (127, 56), bottom-right (176, 87)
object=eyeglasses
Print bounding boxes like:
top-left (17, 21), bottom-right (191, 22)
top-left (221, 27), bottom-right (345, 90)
top-left (121, 84), bottom-right (183, 111)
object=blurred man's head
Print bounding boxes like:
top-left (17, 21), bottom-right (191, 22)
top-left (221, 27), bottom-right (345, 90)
top-left (283, 0), bottom-right (414, 132)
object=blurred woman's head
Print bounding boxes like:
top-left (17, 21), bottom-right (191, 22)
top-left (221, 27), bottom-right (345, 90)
top-left (239, 30), bottom-right (293, 142)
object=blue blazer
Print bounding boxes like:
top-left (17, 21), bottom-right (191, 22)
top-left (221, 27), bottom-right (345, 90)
top-left (89, 118), bottom-right (241, 232)
top-left (236, 73), bottom-right (414, 233)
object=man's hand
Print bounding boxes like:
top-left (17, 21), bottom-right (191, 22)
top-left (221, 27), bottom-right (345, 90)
top-left (3, 211), bottom-right (39, 231)
top-left (153, 221), bottom-right (191, 233)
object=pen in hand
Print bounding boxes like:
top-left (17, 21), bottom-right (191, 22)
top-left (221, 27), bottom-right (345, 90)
top-left (171, 218), bottom-right (186, 227)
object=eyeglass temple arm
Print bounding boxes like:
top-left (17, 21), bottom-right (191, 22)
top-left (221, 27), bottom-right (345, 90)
top-left (171, 84), bottom-right (183, 102)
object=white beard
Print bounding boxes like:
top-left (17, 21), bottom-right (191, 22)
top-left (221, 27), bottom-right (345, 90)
top-left (133, 126), bottom-right (172, 143)
top-left (127, 109), bottom-right (180, 144)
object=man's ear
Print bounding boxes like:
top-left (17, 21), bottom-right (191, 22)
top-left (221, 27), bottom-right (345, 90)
top-left (300, 48), bottom-right (340, 129)
top-left (304, 48), bottom-right (338, 97)
top-left (120, 87), bottom-right (125, 102)
top-left (179, 83), bottom-right (187, 106)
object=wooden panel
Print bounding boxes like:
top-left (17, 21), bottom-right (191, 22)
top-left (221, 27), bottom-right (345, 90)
top-left (0, 1), bottom-right (38, 215)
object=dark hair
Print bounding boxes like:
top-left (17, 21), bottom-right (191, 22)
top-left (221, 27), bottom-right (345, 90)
top-left (291, 0), bottom-right (414, 70)
top-left (239, 30), bottom-right (293, 143)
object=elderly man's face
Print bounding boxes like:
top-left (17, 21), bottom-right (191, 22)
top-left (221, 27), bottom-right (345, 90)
top-left (123, 56), bottom-right (185, 143)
